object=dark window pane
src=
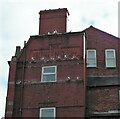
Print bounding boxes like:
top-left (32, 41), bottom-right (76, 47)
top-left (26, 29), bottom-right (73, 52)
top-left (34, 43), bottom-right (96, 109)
top-left (44, 67), bottom-right (55, 73)
top-left (43, 74), bottom-right (55, 82)
top-left (41, 109), bottom-right (54, 118)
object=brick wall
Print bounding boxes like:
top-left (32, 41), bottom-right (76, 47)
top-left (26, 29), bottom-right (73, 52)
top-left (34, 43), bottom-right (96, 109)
top-left (86, 26), bottom-right (120, 77)
top-left (87, 86), bottom-right (119, 112)
top-left (85, 27), bottom-right (120, 118)
top-left (11, 32), bottom-right (85, 117)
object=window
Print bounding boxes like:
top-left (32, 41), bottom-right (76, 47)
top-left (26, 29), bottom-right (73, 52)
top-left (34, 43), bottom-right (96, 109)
top-left (105, 49), bottom-right (116, 68)
top-left (87, 50), bottom-right (97, 67)
top-left (41, 66), bottom-right (57, 82)
top-left (40, 107), bottom-right (56, 119)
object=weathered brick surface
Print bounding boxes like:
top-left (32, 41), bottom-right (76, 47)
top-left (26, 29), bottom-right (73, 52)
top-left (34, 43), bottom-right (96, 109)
top-left (13, 81), bottom-right (84, 117)
top-left (5, 57), bottom-right (17, 117)
top-left (86, 27), bottom-right (120, 77)
top-left (57, 107), bottom-right (85, 117)
top-left (87, 87), bottom-right (119, 112)
top-left (39, 8), bottom-right (68, 35)
top-left (11, 31), bottom-right (85, 117)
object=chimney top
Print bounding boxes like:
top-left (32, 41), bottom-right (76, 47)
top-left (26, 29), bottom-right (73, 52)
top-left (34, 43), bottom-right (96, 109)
top-left (39, 8), bottom-right (69, 35)
top-left (39, 8), bottom-right (69, 14)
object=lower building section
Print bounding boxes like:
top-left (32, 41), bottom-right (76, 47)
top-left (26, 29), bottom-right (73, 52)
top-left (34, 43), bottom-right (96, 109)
top-left (17, 106), bottom-right (85, 118)
top-left (86, 76), bottom-right (120, 119)
top-left (12, 81), bottom-right (85, 117)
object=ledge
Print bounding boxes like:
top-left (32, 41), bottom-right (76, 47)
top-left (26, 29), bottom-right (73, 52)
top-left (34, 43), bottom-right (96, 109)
top-left (87, 76), bottom-right (120, 87)
top-left (87, 110), bottom-right (120, 117)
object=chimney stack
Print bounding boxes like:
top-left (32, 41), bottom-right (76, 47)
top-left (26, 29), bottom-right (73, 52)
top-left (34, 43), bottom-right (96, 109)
top-left (39, 8), bottom-right (69, 35)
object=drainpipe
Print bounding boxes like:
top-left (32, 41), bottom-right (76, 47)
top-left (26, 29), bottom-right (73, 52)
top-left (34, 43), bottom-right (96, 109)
top-left (83, 32), bottom-right (87, 117)
top-left (118, 37), bottom-right (120, 111)
top-left (19, 42), bottom-right (26, 117)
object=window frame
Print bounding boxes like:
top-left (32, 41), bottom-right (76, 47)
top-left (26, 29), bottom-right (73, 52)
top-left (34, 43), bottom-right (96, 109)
top-left (105, 49), bottom-right (116, 68)
top-left (41, 66), bottom-right (57, 82)
top-left (86, 50), bottom-right (97, 68)
top-left (40, 107), bottom-right (56, 118)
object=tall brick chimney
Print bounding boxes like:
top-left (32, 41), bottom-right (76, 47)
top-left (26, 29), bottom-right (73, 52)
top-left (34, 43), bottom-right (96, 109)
top-left (39, 8), bottom-right (69, 35)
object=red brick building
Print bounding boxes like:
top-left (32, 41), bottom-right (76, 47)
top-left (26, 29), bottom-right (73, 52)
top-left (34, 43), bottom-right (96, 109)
top-left (5, 8), bottom-right (120, 118)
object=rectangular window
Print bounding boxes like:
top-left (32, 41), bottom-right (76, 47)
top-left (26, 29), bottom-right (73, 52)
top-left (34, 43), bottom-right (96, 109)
top-left (41, 66), bottom-right (57, 82)
top-left (105, 49), bottom-right (116, 68)
top-left (87, 50), bottom-right (97, 67)
top-left (40, 107), bottom-right (56, 119)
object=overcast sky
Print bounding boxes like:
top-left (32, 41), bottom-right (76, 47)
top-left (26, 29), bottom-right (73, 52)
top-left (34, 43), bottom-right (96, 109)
top-left (0, 0), bottom-right (119, 118)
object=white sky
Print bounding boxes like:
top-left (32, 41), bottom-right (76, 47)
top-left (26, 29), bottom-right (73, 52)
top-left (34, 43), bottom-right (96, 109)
top-left (0, 0), bottom-right (119, 118)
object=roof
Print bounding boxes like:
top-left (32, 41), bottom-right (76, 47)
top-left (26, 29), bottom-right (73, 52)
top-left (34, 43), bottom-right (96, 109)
top-left (30, 26), bottom-right (119, 39)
